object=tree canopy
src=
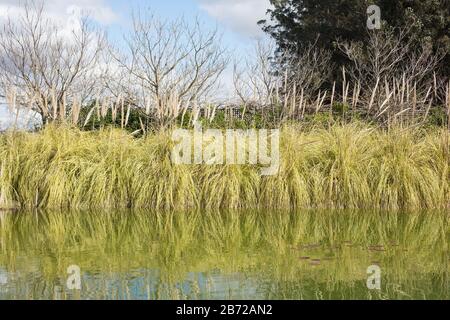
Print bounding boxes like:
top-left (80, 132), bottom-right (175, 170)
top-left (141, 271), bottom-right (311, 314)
top-left (260, 0), bottom-right (450, 76)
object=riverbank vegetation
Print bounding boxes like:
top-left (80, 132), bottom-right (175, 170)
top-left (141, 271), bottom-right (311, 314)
top-left (0, 123), bottom-right (448, 210)
top-left (0, 2), bottom-right (448, 211)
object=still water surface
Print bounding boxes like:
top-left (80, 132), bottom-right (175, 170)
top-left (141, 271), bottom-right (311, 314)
top-left (0, 209), bottom-right (448, 300)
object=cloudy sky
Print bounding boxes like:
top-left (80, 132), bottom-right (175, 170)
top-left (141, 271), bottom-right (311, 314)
top-left (0, 0), bottom-right (271, 44)
top-left (0, 0), bottom-right (272, 128)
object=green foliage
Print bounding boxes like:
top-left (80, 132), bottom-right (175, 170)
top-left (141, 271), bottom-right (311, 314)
top-left (79, 105), bottom-right (144, 133)
top-left (176, 107), bottom-right (285, 130)
top-left (332, 102), bottom-right (350, 115)
top-left (261, 0), bottom-right (450, 74)
top-left (426, 106), bottom-right (448, 127)
top-left (261, 0), bottom-right (367, 53)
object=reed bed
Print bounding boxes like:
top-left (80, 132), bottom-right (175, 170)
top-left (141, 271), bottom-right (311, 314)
top-left (0, 123), bottom-right (448, 210)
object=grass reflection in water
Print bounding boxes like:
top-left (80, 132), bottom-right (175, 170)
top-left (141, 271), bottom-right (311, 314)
top-left (0, 209), bottom-right (448, 300)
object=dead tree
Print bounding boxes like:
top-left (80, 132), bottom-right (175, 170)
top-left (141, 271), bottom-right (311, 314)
top-left (110, 11), bottom-right (228, 128)
top-left (0, 1), bottom-right (107, 125)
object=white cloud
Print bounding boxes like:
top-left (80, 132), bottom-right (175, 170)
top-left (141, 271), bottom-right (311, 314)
top-left (197, 0), bottom-right (271, 37)
top-left (0, 0), bottom-right (118, 27)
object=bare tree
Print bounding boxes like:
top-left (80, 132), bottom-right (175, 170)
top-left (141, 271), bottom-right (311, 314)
top-left (233, 39), bottom-right (280, 106)
top-left (234, 39), bottom-right (332, 105)
top-left (282, 42), bottom-right (333, 97)
top-left (0, 1), bottom-right (107, 125)
top-left (110, 11), bottom-right (228, 128)
top-left (336, 27), bottom-right (442, 88)
top-left (336, 26), bottom-right (445, 120)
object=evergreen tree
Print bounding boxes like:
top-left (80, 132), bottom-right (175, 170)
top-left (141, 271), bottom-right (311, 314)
top-left (260, 0), bottom-right (449, 75)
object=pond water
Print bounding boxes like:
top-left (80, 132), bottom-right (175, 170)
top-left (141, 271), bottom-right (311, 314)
top-left (0, 209), bottom-right (448, 300)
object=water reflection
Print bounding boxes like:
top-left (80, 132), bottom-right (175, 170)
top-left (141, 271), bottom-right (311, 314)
top-left (0, 209), bottom-right (448, 300)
